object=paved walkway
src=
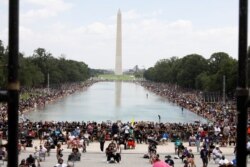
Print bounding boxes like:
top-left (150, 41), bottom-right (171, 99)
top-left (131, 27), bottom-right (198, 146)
top-left (2, 140), bottom-right (249, 167)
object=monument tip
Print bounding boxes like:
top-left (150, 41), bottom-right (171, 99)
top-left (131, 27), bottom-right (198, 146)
top-left (118, 9), bottom-right (121, 14)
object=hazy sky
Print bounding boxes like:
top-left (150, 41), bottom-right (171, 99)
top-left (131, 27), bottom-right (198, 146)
top-left (0, 0), bottom-right (241, 69)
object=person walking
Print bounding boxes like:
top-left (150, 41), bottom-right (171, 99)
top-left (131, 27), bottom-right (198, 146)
top-left (195, 133), bottom-right (201, 153)
top-left (56, 143), bottom-right (63, 160)
top-left (99, 131), bottom-right (106, 152)
top-left (200, 145), bottom-right (209, 167)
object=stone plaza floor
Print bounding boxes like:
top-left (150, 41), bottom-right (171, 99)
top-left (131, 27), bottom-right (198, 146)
top-left (2, 140), bottom-right (250, 167)
top-left (17, 151), bottom-right (240, 167)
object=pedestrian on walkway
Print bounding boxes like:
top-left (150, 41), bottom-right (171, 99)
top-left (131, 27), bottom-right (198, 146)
top-left (200, 145), bottom-right (209, 167)
top-left (99, 130), bottom-right (106, 152)
top-left (195, 133), bottom-right (201, 153)
top-left (56, 144), bottom-right (63, 160)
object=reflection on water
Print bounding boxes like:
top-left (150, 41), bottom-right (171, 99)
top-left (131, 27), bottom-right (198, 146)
top-left (115, 81), bottom-right (122, 121)
top-left (28, 82), bottom-right (207, 123)
top-left (115, 81), bottom-right (122, 107)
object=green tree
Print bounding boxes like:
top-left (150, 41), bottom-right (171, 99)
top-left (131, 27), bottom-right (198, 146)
top-left (176, 54), bottom-right (208, 89)
top-left (153, 59), bottom-right (172, 82)
top-left (207, 52), bottom-right (237, 92)
top-left (144, 67), bottom-right (156, 81)
top-left (31, 48), bottom-right (54, 85)
top-left (19, 56), bottom-right (44, 87)
top-left (0, 41), bottom-right (8, 87)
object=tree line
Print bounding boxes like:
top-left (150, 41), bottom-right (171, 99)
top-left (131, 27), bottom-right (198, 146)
top-left (0, 40), bottom-right (90, 88)
top-left (144, 52), bottom-right (238, 94)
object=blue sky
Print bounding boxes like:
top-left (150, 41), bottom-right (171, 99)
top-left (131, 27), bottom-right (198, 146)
top-left (0, 0), bottom-right (242, 69)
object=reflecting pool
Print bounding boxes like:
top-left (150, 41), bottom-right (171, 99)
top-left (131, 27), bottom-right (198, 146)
top-left (28, 82), bottom-right (207, 123)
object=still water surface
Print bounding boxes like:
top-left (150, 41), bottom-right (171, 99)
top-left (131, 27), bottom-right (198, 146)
top-left (28, 82), bottom-right (207, 123)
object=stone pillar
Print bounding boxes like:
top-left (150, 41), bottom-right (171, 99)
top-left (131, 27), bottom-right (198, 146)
top-left (115, 9), bottom-right (122, 75)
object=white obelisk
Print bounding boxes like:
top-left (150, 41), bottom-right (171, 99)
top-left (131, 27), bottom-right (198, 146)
top-left (115, 9), bottom-right (122, 75)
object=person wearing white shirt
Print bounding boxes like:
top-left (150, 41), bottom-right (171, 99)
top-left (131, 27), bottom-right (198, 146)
top-left (55, 158), bottom-right (68, 167)
top-left (212, 145), bottom-right (222, 164)
top-left (33, 146), bottom-right (40, 167)
top-left (38, 145), bottom-right (47, 162)
top-left (83, 131), bottom-right (90, 146)
top-left (123, 124), bottom-right (130, 139)
top-left (218, 155), bottom-right (229, 165)
top-left (67, 134), bottom-right (75, 148)
top-left (39, 145), bottom-right (47, 153)
top-left (198, 126), bottom-right (203, 132)
top-left (214, 125), bottom-right (221, 136)
top-left (214, 125), bottom-right (221, 144)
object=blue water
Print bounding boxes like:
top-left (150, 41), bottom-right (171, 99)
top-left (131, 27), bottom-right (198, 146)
top-left (28, 82), bottom-right (207, 123)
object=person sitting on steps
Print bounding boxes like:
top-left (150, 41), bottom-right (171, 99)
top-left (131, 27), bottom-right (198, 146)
top-left (105, 141), bottom-right (120, 163)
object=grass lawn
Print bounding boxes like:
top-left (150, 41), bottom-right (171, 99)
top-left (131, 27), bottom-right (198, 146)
top-left (97, 74), bottom-right (136, 81)
top-left (20, 92), bottom-right (31, 100)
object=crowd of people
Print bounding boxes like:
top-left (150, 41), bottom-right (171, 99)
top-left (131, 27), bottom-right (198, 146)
top-left (0, 80), bottom-right (243, 166)
top-left (2, 118), bottom-right (235, 166)
top-left (139, 81), bottom-right (240, 167)
top-left (140, 81), bottom-right (237, 125)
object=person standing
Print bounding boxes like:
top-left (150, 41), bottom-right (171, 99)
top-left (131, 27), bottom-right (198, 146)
top-left (99, 131), bottom-right (106, 152)
top-left (214, 125), bottom-right (221, 144)
top-left (33, 146), bottom-right (40, 167)
top-left (56, 143), bottom-right (63, 160)
top-left (200, 145), bottom-right (209, 167)
top-left (158, 115), bottom-right (161, 123)
top-left (195, 133), bottom-right (201, 153)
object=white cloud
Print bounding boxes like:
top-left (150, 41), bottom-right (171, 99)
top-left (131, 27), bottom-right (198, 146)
top-left (26, 0), bottom-right (71, 7)
top-left (167, 20), bottom-right (193, 30)
top-left (150, 10), bottom-right (163, 17)
top-left (1, 10), bottom-right (238, 69)
top-left (0, 0), bottom-right (7, 5)
top-left (85, 22), bottom-right (109, 34)
top-left (123, 10), bottom-right (141, 20)
top-left (110, 9), bottom-right (163, 21)
top-left (21, 0), bottom-right (73, 20)
top-left (110, 10), bottom-right (140, 21)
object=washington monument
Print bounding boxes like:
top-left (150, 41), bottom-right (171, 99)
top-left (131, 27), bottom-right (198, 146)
top-left (115, 9), bottom-right (123, 75)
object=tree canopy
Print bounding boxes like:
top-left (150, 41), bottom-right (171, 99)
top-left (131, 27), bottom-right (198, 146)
top-left (144, 52), bottom-right (238, 93)
top-left (0, 40), bottom-right (90, 88)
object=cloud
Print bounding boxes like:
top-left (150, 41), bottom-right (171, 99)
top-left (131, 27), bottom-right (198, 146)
top-left (21, 0), bottom-right (73, 20)
top-left (0, 0), bottom-right (7, 5)
top-left (2, 10), bottom-right (238, 69)
top-left (110, 9), bottom-right (163, 21)
top-left (123, 10), bottom-right (141, 20)
top-left (85, 22), bottom-right (109, 34)
top-left (25, 0), bottom-right (71, 7)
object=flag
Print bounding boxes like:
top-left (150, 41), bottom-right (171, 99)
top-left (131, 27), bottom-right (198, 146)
top-left (131, 118), bottom-right (135, 126)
